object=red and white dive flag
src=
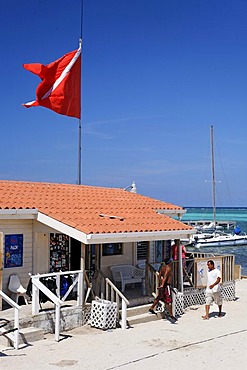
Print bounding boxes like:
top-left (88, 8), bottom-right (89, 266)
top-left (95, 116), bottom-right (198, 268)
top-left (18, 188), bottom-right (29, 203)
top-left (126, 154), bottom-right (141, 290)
top-left (23, 46), bottom-right (81, 119)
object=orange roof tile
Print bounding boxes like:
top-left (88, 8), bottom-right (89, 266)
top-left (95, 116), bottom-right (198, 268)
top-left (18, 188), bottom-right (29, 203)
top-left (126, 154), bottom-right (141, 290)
top-left (0, 180), bottom-right (192, 235)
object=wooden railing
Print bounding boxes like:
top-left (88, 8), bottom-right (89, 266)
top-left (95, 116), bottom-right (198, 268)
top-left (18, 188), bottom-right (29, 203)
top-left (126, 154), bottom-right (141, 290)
top-left (31, 270), bottom-right (84, 341)
top-left (105, 278), bottom-right (130, 330)
top-left (145, 253), bottom-right (235, 292)
top-left (145, 262), bottom-right (160, 295)
top-left (91, 269), bottom-right (107, 299)
top-left (0, 290), bottom-right (20, 349)
top-left (221, 254), bottom-right (235, 282)
top-left (84, 271), bottom-right (96, 303)
top-left (176, 253), bottom-right (235, 288)
top-left (89, 269), bottom-right (130, 330)
top-left (193, 254), bottom-right (235, 284)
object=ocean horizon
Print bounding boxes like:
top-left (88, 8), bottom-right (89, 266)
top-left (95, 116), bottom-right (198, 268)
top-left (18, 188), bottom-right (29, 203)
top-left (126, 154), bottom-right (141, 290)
top-left (182, 207), bottom-right (247, 232)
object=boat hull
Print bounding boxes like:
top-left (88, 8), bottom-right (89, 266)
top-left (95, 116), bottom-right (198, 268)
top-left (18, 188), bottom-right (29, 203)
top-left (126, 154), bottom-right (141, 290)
top-left (195, 235), bottom-right (247, 248)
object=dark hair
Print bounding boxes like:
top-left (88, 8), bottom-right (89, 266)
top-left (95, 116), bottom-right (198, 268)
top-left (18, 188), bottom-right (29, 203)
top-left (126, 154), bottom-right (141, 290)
top-left (207, 260), bottom-right (214, 266)
top-left (164, 257), bottom-right (173, 265)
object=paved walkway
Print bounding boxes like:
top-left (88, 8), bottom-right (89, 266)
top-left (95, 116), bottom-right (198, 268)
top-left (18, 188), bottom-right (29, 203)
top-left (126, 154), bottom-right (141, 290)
top-left (1, 279), bottom-right (247, 370)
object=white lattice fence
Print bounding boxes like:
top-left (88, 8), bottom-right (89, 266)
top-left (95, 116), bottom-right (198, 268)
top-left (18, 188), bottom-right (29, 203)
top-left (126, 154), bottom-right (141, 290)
top-left (174, 292), bottom-right (184, 315)
top-left (183, 280), bottom-right (235, 308)
top-left (183, 288), bottom-right (206, 308)
top-left (82, 304), bottom-right (91, 326)
top-left (221, 281), bottom-right (235, 301)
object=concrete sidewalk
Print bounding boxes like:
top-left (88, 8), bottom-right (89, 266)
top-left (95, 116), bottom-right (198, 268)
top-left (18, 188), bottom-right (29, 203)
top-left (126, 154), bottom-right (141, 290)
top-left (1, 279), bottom-right (247, 370)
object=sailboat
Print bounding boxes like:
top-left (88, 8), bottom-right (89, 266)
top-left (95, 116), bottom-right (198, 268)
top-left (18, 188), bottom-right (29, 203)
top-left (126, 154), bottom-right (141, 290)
top-left (192, 126), bottom-right (247, 248)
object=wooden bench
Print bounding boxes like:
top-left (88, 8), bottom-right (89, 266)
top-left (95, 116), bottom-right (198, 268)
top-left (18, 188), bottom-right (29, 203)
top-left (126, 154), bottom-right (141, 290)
top-left (109, 264), bottom-right (145, 292)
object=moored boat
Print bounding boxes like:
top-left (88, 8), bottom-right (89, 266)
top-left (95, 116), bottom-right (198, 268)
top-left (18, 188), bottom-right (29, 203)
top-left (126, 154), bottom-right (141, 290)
top-left (184, 126), bottom-right (245, 249)
top-left (194, 232), bottom-right (247, 248)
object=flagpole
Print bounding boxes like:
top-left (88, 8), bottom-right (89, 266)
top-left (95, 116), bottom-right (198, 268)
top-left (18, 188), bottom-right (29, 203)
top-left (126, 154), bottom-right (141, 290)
top-left (78, 0), bottom-right (84, 185)
top-left (78, 37), bottom-right (82, 185)
top-left (78, 93), bottom-right (82, 185)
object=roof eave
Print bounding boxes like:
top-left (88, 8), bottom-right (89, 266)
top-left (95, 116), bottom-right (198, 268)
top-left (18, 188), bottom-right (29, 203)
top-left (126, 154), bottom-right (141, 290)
top-left (85, 229), bottom-right (195, 244)
top-left (37, 212), bottom-right (195, 244)
top-left (0, 209), bottom-right (38, 219)
top-left (0, 210), bottom-right (195, 245)
top-left (37, 212), bottom-right (89, 244)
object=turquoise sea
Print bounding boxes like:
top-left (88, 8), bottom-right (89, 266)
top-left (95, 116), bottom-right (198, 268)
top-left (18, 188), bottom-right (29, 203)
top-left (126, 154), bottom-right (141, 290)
top-left (182, 207), bottom-right (247, 276)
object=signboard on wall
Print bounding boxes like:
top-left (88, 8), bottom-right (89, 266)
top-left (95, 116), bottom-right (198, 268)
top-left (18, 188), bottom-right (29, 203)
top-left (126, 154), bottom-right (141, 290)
top-left (195, 258), bottom-right (222, 288)
top-left (4, 234), bottom-right (23, 268)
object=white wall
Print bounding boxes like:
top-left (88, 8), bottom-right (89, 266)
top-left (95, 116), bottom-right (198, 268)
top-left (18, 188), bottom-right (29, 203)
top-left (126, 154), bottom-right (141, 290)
top-left (0, 219), bottom-right (59, 297)
top-left (0, 219), bottom-right (33, 295)
top-left (101, 242), bottom-right (134, 278)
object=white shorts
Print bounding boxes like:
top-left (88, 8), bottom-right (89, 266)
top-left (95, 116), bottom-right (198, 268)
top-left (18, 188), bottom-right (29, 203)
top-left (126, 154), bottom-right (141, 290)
top-left (205, 291), bottom-right (222, 306)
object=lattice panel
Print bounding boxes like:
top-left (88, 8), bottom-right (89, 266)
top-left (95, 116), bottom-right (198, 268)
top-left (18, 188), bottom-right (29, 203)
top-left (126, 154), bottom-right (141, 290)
top-left (174, 292), bottom-right (184, 316)
top-left (90, 299), bottom-right (117, 330)
top-left (82, 304), bottom-right (91, 326)
top-left (221, 281), bottom-right (235, 301)
top-left (183, 288), bottom-right (206, 308)
top-left (156, 301), bottom-right (164, 312)
top-left (183, 281), bottom-right (235, 308)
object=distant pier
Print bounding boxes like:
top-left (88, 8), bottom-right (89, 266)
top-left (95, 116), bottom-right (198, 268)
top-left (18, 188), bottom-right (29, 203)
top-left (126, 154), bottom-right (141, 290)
top-left (182, 220), bottom-right (236, 230)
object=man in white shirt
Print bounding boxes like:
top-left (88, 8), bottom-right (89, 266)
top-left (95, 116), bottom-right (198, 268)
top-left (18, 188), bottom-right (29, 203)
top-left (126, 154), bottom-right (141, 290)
top-left (202, 260), bottom-right (223, 320)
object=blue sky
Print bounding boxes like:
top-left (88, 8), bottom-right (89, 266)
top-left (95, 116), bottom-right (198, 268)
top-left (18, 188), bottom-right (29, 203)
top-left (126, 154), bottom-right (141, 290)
top-left (1, 0), bottom-right (246, 207)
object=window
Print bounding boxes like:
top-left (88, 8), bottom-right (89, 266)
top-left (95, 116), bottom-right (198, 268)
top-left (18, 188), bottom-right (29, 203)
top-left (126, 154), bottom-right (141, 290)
top-left (137, 241), bottom-right (148, 260)
top-left (155, 240), bottom-right (163, 262)
top-left (102, 243), bottom-right (123, 256)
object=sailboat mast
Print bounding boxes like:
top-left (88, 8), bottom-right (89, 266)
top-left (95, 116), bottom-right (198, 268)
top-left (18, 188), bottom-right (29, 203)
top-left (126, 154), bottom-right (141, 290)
top-left (210, 125), bottom-right (216, 226)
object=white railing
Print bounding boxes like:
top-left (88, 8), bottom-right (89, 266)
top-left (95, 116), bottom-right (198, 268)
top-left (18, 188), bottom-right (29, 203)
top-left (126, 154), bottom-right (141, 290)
top-left (105, 278), bottom-right (129, 330)
top-left (31, 269), bottom-right (84, 341)
top-left (0, 290), bottom-right (20, 349)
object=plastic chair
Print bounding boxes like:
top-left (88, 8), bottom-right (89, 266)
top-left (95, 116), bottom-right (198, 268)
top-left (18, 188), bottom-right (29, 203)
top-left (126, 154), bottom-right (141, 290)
top-left (8, 274), bottom-right (28, 305)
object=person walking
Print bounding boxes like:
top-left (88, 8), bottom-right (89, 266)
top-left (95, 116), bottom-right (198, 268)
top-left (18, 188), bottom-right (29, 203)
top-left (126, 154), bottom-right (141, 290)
top-left (202, 260), bottom-right (223, 320)
top-left (149, 257), bottom-right (177, 323)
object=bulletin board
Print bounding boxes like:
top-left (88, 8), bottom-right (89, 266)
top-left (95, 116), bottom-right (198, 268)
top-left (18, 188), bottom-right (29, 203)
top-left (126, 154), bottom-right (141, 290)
top-left (195, 257), bottom-right (222, 288)
top-left (50, 234), bottom-right (69, 272)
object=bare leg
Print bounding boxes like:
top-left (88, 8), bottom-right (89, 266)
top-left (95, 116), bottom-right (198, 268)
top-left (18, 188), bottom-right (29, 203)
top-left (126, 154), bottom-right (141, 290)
top-left (149, 297), bottom-right (159, 313)
top-left (218, 304), bottom-right (222, 317)
top-left (167, 303), bottom-right (173, 317)
top-left (202, 305), bottom-right (210, 319)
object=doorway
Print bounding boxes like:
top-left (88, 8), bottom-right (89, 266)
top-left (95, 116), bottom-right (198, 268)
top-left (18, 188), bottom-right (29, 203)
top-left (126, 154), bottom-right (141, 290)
top-left (49, 234), bottom-right (81, 272)
top-left (85, 244), bottom-right (100, 279)
top-left (70, 238), bottom-right (81, 270)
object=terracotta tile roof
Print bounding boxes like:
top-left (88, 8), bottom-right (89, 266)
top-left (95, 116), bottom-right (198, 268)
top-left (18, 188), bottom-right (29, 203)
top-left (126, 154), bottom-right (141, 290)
top-left (0, 180), bottom-right (192, 235)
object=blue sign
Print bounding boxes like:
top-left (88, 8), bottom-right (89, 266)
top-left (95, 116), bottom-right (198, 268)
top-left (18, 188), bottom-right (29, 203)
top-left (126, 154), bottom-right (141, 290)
top-left (4, 234), bottom-right (23, 268)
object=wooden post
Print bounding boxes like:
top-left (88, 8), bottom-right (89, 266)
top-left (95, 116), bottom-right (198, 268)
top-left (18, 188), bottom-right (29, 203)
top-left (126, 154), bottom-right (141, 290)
top-left (178, 239), bottom-right (183, 293)
top-left (13, 306), bottom-right (19, 349)
top-left (55, 303), bottom-right (60, 342)
top-left (32, 276), bottom-right (40, 315)
top-left (121, 300), bottom-right (127, 330)
top-left (145, 241), bottom-right (151, 295)
top-left (78, 270), bottom-right (83, 306)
